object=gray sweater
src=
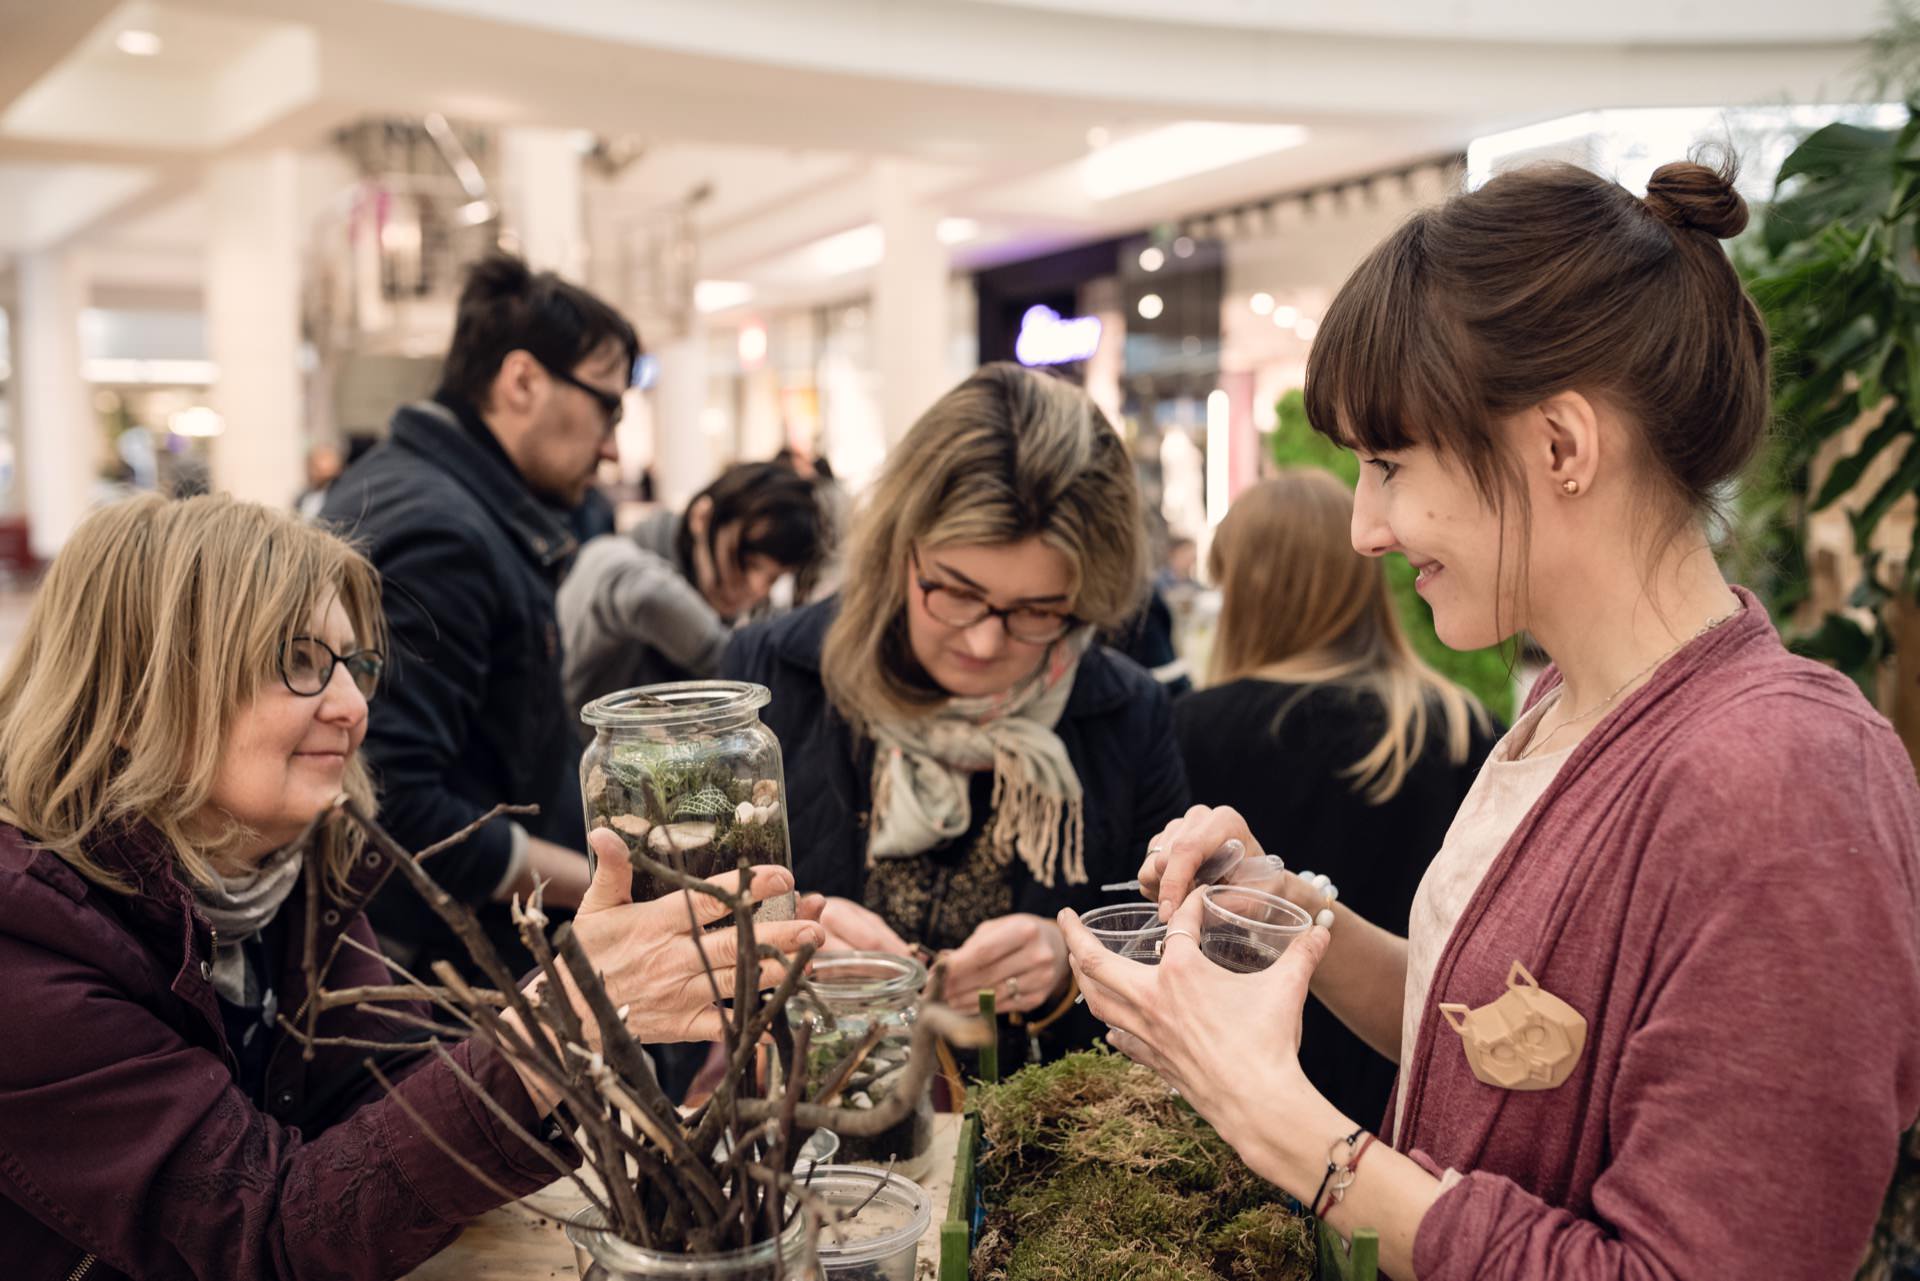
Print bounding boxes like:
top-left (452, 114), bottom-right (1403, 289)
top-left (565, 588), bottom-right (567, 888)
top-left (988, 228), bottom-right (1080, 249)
top-left (558, 511), bottom-right (731, 718)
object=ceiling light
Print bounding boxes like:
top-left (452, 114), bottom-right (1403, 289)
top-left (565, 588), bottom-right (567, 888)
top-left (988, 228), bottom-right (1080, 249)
top-left (1294, 316), bottom-right (1320, 341)
top-left (1137, 293), bottom-right (1165, 321)
top-left (937, 217), bottom-right (980, 246)
top-left (455, 199), bottom-right (496, 227)
top-left (116, 29), bottom-right (163, 57)
top-left (1079, 122), bottom-right (1309, 201)
top-left (805, 224), bottom-right (885, 276)
top-left (1086, 126), bottom-right (1112, 150)
top-left (694, 280), bottom-right (754, 314)
top-left (738, 324), bottom-right (768, 368)
top-left (1249, 292), bottom-right (1275, 316)
top-left (1138, 246), bottom-right (1165, 273)
top-left (1272, 305), bottom-right (1299, 328)
top-left (168, 406), bottom-right (225, 438)
top-left (1172, 236), bottom-right (1196, 258)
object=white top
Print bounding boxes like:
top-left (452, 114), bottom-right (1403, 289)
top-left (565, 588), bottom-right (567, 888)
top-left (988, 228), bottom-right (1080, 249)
top-left (1392, 689), bottom-right (1574, 1147)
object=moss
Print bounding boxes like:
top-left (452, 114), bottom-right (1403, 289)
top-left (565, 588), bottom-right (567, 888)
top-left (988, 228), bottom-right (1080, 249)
top-left (716, 817), bottom-right (786, 864)
top-left (970, 1050), bottom-right (1316, 1280)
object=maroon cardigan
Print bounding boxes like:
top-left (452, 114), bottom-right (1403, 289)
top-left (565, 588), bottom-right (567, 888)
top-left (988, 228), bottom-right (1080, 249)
top-left (1398, 590), bottom-right (1920, 1279)
top-left (0, 820), bottom-right (562, 1281)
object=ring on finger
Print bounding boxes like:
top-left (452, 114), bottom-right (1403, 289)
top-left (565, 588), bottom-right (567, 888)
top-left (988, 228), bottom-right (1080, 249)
top-left (1155, 927), bottom-right (1199, 957)
top-left (1005, 975), bottom-right (1022, 1001)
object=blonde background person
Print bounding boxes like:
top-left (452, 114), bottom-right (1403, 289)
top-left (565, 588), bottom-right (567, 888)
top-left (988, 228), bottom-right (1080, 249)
top-left (1174, 468), bottom-right (1496, 1126)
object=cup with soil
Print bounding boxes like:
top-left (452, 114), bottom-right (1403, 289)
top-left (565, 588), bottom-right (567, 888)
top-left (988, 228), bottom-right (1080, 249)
top-left (805, 1166), bottom-right (932, 1281)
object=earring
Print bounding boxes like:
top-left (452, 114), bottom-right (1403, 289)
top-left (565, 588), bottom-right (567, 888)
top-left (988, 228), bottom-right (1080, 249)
top-left (1561, 479), bottom-right (1580, 496)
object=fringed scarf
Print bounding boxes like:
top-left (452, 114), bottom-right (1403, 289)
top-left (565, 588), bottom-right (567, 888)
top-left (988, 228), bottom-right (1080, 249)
top-left (867, 629), bottom-right (1091, 888)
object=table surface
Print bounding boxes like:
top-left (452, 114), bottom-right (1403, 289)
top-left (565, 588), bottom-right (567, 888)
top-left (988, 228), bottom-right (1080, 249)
top-left (403, 1113), bottom-right (962, 1280)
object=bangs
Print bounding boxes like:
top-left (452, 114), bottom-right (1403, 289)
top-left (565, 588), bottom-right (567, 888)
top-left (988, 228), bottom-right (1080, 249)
top-left (233, 515), bottom-right (386, 690)
top-left (1303, 213), bottom-right (1488, 467)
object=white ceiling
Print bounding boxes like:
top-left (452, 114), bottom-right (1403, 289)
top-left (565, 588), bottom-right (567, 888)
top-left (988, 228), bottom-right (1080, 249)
top-left (0, 0), bottom-right (1885, 305)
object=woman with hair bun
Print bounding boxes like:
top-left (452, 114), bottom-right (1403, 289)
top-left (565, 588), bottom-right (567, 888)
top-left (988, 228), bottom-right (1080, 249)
top-left (1063, 159), bottom-right (1920, 1279)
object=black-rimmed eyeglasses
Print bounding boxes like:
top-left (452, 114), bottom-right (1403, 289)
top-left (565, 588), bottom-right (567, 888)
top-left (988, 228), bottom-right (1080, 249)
top-left (537, 359), bottom-right (626, 431)
top-left (282, 636), bottom-right (384, 699)
top-left (910, 547), bottom-right (1076, 645)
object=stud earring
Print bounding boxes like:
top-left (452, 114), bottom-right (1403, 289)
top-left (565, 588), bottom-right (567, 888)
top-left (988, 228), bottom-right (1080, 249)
top-left (1561, 479), bottom-right (1580, 496)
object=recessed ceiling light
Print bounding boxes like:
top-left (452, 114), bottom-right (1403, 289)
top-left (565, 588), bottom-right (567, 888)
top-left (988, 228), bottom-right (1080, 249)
top-left (1249, 292), bottom-right (1275, 316)
top-left (116, 29), bottom-right (163, 57)
top-left (1172, 236), bottom-right (1196, 259)
top-left (1138, 246), bottom-right (1165, 273)
top-left (1137, 294), bottom-right (1165, 321)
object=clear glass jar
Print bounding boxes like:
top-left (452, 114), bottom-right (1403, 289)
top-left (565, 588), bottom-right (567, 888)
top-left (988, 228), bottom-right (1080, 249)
top-left (787, 953), bottom-right (935, 1180)
top-left (580, 682), bottom-right (794, 920)
top-left (566, 1208), bottom-right (819, 1281)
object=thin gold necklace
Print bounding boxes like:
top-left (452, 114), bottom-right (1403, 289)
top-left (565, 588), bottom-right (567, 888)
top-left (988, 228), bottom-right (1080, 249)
top-left (1517, 607), bottom-right (1738, 760)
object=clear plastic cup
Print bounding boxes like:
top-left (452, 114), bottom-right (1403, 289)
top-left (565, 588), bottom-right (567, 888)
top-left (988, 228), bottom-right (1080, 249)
top-left (805, 1166), bottom-right (932, 1280)
top-left (1079, 903), bottom-right (1170, 963)
top-left (1198, 885), bottom-right (1312, 973)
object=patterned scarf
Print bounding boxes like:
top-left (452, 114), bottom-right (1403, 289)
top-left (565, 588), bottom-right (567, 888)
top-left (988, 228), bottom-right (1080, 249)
top-left (868, 629), bottom-right (1092, 889)
top-left (191, 842), bottom-right (305, 1006)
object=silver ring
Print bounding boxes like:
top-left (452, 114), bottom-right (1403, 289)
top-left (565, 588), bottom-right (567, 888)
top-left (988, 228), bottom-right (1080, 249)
top-left (1155, 928), bottom-right (1199, 957)
top-left (1005, 975), bottom-right (1021, 1001)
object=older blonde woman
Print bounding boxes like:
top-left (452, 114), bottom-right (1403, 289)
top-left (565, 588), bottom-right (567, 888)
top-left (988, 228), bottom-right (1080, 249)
top-left (725, 362), bottom-right (1189, 1064)
top-left (0, 494), bottom-right (819, 1281)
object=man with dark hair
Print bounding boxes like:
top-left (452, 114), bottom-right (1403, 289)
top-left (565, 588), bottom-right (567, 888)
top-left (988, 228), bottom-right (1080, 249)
top-left (320, 254), bottom-right (638, 971)
top-left (559, 462), bottom-right (829, 713)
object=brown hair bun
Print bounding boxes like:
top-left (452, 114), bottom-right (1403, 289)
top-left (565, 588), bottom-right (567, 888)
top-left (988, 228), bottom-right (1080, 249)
top-left (1643, 160), bottom-right (1748, 239)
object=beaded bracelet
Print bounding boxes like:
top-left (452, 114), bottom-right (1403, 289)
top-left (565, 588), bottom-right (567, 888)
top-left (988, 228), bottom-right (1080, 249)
top-left (1316, 1130), bottom-right (1377, 1219)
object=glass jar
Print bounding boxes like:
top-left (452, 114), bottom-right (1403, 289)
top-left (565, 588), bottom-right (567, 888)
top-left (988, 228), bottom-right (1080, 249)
top-left (566, 1208), bottom-right (819, 1281)
top-left (580, 682), bottom-right (794, 920)
top-left (787, 953), bottom-right (935, 1180)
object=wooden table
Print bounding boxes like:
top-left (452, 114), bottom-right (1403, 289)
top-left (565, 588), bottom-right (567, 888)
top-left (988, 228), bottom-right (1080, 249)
top-left (404, 1114), bottom-right (962, 1280)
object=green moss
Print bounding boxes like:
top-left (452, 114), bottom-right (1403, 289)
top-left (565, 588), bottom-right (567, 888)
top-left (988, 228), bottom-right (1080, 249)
top-left (971, 1050), bottom-right (1315, 1280)
top-left (716, 817), bottom-right (786, 864)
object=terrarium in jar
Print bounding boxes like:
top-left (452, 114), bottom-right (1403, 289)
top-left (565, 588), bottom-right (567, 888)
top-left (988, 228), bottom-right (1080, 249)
top-left (580, 682), bottom-right (794, 919)
top-left (787, 952), bottom-right (936, 1180)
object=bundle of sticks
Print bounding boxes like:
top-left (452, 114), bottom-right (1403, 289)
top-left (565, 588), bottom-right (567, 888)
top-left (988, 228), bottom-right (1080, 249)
top-left (278, 798), bottom-right (988, 1263)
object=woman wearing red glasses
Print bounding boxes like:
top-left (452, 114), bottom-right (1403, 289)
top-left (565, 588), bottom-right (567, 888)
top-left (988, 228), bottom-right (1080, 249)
top-left (725, 362), bottom-right (1190, 1063)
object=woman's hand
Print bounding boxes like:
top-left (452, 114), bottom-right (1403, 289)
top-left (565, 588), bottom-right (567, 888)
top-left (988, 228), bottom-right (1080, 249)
top-left (1058, 893), bottom-right (1348, 1189)
top-left (1138, 804), bottom-right (1267, 918)
top-left (564, 829), bottom-right (824, 1044)
top-left (941, 913), bottom-right (1069, 1014)
top-left (796, 894), bottom-right (915, 956)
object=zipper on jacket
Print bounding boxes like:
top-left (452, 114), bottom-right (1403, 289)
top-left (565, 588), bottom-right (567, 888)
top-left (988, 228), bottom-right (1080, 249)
top-left (66, 1252), bottom-right (95, 1281)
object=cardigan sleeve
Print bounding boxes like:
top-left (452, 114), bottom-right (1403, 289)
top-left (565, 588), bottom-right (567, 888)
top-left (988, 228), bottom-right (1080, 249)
top-left (1412, 739), bottom-right (1920, 1281)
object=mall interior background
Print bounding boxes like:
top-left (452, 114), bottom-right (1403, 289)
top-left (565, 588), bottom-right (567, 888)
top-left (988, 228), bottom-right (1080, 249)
top-left (0, 0), bottom-right (1892, 635)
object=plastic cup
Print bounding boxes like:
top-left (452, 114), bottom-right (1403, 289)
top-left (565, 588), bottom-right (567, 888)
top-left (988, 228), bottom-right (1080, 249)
top-left (806, 1165), bottom-right (932, 1280)
top-left (1079, 903), bottom-right (1170, 963)
top-left (1198, 885), bottom-right (1312, 973)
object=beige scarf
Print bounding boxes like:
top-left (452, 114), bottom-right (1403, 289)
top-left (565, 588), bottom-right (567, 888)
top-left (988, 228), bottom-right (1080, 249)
top-left (867, 629), bottom-right (1091, 889)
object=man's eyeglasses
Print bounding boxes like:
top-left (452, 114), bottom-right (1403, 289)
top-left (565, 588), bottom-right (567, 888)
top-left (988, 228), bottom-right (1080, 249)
top-left (282, 636), bottom-right (384, 699)
top-left (539, 359), bottom-right (626, 431)
top-left (910, 547), bottom-right (1075, 645)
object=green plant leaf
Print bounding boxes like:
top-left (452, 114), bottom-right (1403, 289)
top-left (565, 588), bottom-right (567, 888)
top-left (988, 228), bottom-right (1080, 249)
top-left (1788, 613), bottom-right (1880, 695)
top-left (1813, 413), bottom-right (1907, 509)
top-left (1848, 418), bottom-right (1920, 551)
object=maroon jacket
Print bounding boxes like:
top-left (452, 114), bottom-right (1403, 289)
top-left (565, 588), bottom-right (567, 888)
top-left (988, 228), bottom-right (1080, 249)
top-left (0, 820), bottom-right (562, 1281)
top-left (1398, 590), bottom-right (1920, 1280)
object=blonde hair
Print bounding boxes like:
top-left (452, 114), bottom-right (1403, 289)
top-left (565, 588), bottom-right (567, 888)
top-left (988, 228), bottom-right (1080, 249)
top-left (822, 363), bottom-right (1147, 736)
top-left (1207, 470), bottom-right (1489, 804)
top-left (0, 493), bottom-right (385, 894)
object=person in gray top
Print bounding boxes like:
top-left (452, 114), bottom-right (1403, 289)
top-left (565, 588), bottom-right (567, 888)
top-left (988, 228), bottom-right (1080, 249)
top-left (560, 461), bottom-right (829, 714)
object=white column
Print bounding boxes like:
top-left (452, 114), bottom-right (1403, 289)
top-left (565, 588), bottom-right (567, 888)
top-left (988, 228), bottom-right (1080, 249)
top-left (15, 250), bottom-right (93, 560)
top-left (206, 150), bottom-right (305, 505)
top-left (499, 128), bottom-right (585, 279)
top-left (651, 330), bottom-right (710, 512)
top-left (870, 162), bottom-right (950, 443)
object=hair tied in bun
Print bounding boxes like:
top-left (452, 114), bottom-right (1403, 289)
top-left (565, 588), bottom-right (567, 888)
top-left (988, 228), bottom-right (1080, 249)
top-left (1642, 158), bottom-right (1749, 240)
